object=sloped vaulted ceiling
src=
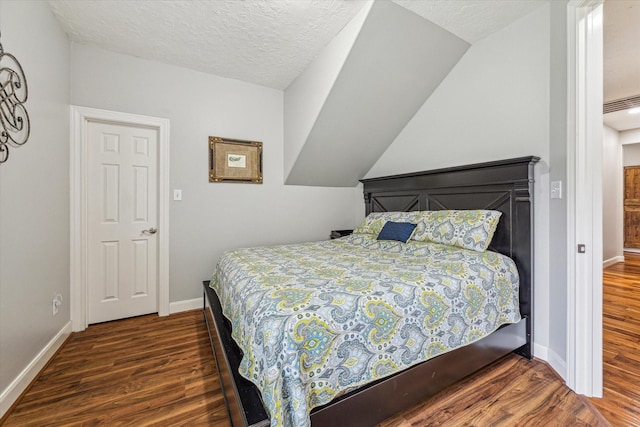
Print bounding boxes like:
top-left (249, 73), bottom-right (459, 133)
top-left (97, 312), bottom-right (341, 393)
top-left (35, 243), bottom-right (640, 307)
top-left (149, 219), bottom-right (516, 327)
top-left (50, 0), bottom-right (545, 188)
top-left (284, 1), bottom-right (469, 187)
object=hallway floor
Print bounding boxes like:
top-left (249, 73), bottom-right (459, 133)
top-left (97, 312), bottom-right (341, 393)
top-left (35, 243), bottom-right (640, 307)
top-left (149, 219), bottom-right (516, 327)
top-left (590, 252), bottom-right (640, 426)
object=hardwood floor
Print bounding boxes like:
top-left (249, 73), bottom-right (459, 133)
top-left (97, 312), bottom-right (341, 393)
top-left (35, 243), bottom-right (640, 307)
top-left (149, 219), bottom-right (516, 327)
top-left (2, 309), bottom-right (607, 427)
top-left (590, 252), bottom-right (640, 427)
top-left (378, 353), bottom-right (607, 427)
top-left (1, 310), bottom-right (229, 427)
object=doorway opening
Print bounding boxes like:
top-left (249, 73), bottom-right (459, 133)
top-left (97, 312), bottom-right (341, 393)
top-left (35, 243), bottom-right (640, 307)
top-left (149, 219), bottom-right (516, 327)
top-left (70, 106), bottom-right (170, 331)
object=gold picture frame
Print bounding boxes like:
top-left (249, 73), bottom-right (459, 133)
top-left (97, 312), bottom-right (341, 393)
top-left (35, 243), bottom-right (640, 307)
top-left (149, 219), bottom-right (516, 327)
top-left (209, 136), bottom-right (263, 184)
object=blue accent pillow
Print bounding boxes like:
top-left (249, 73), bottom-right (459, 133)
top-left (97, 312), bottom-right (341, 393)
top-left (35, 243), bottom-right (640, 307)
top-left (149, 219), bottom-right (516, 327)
top-left (377, 221), bottom-right (417, 243)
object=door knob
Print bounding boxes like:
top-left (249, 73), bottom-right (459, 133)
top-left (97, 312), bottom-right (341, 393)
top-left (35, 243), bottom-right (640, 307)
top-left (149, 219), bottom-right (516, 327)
top-left (142, 227), bottom-right (158, 235)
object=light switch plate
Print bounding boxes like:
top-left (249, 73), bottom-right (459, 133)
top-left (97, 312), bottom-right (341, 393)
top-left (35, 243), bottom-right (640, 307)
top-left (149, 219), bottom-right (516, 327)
top-left (550, 181), bottom-right (562, 199)
top-left (173, 189), bottom-right (182, 201)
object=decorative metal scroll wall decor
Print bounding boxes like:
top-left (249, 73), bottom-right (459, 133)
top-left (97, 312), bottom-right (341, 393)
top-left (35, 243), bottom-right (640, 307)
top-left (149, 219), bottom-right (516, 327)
top-left (0, 30), bottom-right (30, 164)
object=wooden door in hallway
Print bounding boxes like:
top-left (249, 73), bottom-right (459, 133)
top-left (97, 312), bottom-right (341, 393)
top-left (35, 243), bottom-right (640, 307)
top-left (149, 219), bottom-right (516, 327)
top-left (624, 166), bottom-right (640, 248)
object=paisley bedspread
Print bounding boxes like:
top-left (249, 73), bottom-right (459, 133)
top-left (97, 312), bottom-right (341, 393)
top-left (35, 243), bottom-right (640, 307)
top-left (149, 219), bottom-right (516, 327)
top-left (210, 234), bottom-right (520, 427)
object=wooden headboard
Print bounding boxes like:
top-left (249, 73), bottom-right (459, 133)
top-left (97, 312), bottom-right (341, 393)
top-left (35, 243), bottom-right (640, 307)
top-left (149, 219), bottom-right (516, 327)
top-left (360, 156), bottom-right (539, 358)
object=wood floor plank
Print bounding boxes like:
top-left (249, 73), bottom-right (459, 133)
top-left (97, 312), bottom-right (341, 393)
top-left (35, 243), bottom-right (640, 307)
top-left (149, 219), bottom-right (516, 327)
top-left (1, 310), bottom-right (230, 427)
top-left (376, 355), bottom-right (606, 427)
top-left (589, 252), bottom-right (640, 427)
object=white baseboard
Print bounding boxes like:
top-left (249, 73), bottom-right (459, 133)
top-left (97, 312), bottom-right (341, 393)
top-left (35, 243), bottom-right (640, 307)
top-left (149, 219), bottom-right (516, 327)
top-left (534, 342), bottom-right (567, 382)
top-left (533, 342), bottom-right (548, 361)
top-left (603, 255), bottom-right (624, 268)
top-left (169, 297), bottom-right (203, 314)
top-left (0, 321), bottom-right (72, 418)
top-left (545, 348), bottom-right (567, 382)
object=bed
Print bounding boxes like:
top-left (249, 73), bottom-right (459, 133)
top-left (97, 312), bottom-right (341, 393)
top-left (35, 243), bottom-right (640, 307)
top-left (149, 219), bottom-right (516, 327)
top-left (203, 156), bottom-right (539, 427)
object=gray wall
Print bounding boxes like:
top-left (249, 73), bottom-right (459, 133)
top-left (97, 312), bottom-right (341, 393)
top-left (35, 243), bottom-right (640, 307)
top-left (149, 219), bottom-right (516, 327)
top-left (367, 4), bottom-right (564, 371)
top-left (547, 0), bottom-right (570, 377)
top-left (0, 0), bottom-right (70, 405)
top-left (70, 44), bottom-right (363, 303)
top-left (602, 125), bottom-right (623, 260)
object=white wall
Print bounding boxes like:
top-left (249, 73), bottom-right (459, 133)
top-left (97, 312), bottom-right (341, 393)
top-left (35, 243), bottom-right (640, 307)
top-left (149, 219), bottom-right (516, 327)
top-left (0, 0), bottom-right (71, 415)
top-left (603, 125), bottom-right (623, 262)
top-left (285, 0), bottom-right (469, 187)
top-left (284, 1), bottom-right (371, 179)
top-left (623, 141), bottom-right (640, 166)
top-left (366, 4), bottom-right (555, 365)
top-left (70, 44), bottom-right (363, 303)
top-left (621, 128), bottom-right (640, 146)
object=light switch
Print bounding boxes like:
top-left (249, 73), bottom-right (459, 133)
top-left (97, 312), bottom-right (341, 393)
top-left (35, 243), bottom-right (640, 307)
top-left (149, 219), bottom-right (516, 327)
top-left (550, 181), bottom-right (562, 199)
top-left (173, 189), bottom-right (182, 201)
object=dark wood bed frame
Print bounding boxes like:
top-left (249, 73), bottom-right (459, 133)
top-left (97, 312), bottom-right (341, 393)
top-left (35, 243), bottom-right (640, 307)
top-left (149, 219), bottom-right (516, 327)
top-left (203, 156), bottom-right (539, 427)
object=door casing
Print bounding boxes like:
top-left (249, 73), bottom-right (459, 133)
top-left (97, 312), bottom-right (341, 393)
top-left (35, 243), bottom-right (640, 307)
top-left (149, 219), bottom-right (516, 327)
top-left (566, 0), bottom-right (603, 397)
top-left (71, 106), bottom-right (170, 331)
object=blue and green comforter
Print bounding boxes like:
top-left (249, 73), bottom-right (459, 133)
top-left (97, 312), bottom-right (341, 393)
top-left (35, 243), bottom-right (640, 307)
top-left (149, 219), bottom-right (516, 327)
top-left (210, 234), bottom-right (520, 427)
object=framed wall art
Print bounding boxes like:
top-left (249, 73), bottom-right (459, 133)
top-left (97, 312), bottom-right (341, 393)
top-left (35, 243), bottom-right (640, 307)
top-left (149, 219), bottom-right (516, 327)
top-left (208, 136), bottom-right (263, 184)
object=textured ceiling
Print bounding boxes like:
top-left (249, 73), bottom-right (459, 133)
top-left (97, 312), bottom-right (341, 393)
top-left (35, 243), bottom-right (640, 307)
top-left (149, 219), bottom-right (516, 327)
top-left (603, 0), bottom-right (640, 104)
top-left (392, 0), bottom-right (543, 44)
top-left (603, 1), bottom-right (640, 131)
top-left (48, 0), bottom-right (544, 90)
top-left (48, 0), bottom-right (368, 90)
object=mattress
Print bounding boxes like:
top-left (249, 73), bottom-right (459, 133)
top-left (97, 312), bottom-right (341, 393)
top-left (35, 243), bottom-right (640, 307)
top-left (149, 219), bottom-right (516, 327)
top-left (210, 234), bottom-right (521, 427)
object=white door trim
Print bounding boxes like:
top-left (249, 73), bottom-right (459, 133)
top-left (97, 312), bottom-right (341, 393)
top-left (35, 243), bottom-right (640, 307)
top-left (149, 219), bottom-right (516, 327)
top-left (566, 0), bottom-right (603, 397)
top-left (70, 106), bottom-right (170, 332)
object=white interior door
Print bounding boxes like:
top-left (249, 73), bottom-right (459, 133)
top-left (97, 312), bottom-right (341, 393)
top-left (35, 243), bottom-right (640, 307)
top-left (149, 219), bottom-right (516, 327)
top-left (87, 121), bottom-right (159, 324)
